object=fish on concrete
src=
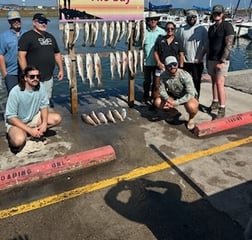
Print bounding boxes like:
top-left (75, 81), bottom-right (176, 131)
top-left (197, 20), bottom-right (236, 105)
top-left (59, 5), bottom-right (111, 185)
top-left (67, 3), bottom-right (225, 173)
top-left (98, 112), bottom-right (108, 124)
top-left (81, 114), bottom-right (97, 126)
top-left (90, 111), bottom-right (101, 125)
top-left (120, 108), bottom-right (127, 120)
top-left (112, 109), bottom-right (124, 122)
top-left (106, 110), bottom-right (116, 123)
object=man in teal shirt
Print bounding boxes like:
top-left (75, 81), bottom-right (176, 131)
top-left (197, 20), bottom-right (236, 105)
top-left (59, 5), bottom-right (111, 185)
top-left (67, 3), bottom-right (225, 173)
top-left (143, 11), bottom-right (166, 104)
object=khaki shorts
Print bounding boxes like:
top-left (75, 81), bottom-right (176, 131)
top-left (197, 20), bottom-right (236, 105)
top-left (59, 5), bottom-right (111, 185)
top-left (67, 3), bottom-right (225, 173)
top-left (7, 112), bottom-right (41, 132)
top-left (207, 60), bottom-right (230, 77)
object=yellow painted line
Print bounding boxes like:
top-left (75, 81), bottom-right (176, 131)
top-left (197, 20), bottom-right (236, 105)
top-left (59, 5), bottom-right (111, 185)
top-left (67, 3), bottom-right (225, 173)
top-left (0, 136), bottom-right (251, 219)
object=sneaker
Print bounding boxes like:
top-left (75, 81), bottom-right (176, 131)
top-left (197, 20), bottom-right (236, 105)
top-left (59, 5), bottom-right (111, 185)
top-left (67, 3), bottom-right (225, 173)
top-left (209, 101), bottom-right (219, 111)
top-left (187, 118), bottom-right (195, 130)
top-left (216, 107), bottom-right (225, 119)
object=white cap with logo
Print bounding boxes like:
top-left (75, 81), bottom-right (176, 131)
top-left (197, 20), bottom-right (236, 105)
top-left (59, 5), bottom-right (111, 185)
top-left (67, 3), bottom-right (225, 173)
top-left (7, 10), bottom-right (21, 20)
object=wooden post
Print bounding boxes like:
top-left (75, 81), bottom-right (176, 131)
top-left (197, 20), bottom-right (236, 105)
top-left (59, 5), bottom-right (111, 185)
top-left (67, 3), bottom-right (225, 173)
top-left (128, 21), bottom-right (135, 108)
top-left (68, 23), bottom-right (78, 114)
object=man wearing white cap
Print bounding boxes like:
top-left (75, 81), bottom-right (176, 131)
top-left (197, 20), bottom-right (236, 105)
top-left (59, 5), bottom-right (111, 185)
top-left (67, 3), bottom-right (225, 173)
top-left (143, 11), bottom-right (166, 105)
top-left (154, 56), bottom-right (198, 130)
top-left (0, 10), bottom-right (27, 93)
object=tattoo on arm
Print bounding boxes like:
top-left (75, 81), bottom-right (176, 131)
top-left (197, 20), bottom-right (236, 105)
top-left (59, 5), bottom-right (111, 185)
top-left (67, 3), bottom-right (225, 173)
top-left (222, 35), bottom-right (234, 61)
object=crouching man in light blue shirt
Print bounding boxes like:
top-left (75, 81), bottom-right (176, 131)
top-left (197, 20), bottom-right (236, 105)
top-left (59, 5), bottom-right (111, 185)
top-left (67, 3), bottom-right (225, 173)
top-left (5, 65), bottom-right (62, 153)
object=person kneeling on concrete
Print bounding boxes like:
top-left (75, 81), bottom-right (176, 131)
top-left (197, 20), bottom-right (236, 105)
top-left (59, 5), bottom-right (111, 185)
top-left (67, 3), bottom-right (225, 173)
top-left (5, 65), bottom-right (62, 152)
top-left (154, 56), bottom-right (198, 130)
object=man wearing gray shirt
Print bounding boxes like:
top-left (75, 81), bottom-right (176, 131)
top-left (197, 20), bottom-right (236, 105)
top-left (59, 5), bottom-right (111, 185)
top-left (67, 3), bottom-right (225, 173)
top-left (176, 9), bottom-right (208, 98)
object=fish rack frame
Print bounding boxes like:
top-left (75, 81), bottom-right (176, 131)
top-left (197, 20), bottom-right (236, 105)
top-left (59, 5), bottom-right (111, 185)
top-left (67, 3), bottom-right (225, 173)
top-left (59, 21), bottom-right (144, 114)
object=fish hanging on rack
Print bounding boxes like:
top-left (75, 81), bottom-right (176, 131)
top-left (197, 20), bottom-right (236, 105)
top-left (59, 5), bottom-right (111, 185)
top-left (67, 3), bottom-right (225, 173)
top-left (115, 51), bottom-right (122, 80)
top-left (63, 22), bottom-right (70, 50)
top-left (109, 52), bottom-right (116, 80)
top-left (101, 21), bottom-right (108, 47)
top-left (128, 50), bottom-right (134, 76)
top-left (82, 22), bottom-right (89, 47)
top-left (71, 22), bottom-right (80, 46)
top-left (89, 22), bottom-right (99, 47)
top-left (125, 21), bottom-right (133, 44)
top-left (140, 20), bottom-right (146, 49)
top-left (133, 49), bottom-right (138, 75)
top-left (139, 49), bottom-right (144, 73)
top-left (108, 21), bottom-right (115, 46)
top-left (94, 53), bottom-right (103, 88)
top-left (134, 20), bottom-right (140, 43)
top-left (76, 54), bottom-right (85, 83)
top-left (63, 55), bottom-right (72, 86)
top-left (112, 21), bottom-right (121, 48)
top-left (119, 21), bottom-right (126, 42)
top-left (86, 53), bottom-right (95, 88)
top-left (122, 51), bottom-right (128, 79)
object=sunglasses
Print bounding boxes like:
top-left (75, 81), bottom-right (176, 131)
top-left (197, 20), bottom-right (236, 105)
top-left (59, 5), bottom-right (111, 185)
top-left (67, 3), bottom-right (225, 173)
top-left (167, 27), bottom-right (175, 31)
top-left (27, 74), bottom-right (40, 79)
top-left (10, 18), bottom-right (21, 22)
top-left (188, 15), bottom-right (197, 19)
top-left (166, 62), bottom-right (178, 68)
top-left (149, 18), bottom-right (159, 21)
top-left (213, 12), bottom-right (222, 16)
top-left (37, 20), bottom-right (48, 25)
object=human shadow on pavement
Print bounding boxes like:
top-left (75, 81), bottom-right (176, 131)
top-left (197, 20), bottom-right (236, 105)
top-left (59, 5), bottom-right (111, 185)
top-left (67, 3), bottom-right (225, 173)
top-left (104, 178), bottom-right (244, 240)
top-left (8, 234), bottom-right (30, 240)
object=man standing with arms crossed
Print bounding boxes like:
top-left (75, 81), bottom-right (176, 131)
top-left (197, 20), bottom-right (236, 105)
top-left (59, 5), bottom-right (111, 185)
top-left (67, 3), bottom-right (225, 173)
top-left (176, 9), bottom-right (208, 98)
top-left (18, 13), bottom-right (64, 107)
top-left (0, 10), bottom-right (26, 93)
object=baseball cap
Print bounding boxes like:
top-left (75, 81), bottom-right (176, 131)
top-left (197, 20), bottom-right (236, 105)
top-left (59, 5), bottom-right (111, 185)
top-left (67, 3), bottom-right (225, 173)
top-left (33, 13), bottom-right (50, 22)
top-left (186, 9), bottom-right (198, 17)
top-left (7, 10), bottom-right (21, 20)
top-left (212, 5), bottom-right (224, 14)
top-left (165, 56), bottom-right (178, 66)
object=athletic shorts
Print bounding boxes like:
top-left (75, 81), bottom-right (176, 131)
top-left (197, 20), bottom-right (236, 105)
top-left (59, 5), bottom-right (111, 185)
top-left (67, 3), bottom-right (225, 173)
top-left (207, 60), bottom-right (230, 77)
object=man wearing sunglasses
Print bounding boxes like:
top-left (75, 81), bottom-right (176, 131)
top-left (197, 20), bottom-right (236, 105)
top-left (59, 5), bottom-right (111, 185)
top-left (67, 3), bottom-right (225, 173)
top-left (5, 65), bottom-right (62, 153)
top-left (0, 10), bottom-right (27, 93)
top-left (154, 56), bottom-right (198, 130)
top-left (18, 13), bottom-right (64, 108)
top-left (176, 9), bottom-right (208, 98)
top-left (207, 5), bottom-right (235, 119)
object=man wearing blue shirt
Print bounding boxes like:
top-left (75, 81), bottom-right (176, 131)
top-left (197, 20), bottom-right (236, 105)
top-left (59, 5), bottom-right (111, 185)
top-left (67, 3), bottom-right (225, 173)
top-left (0, 10), bottom-right (27, 93)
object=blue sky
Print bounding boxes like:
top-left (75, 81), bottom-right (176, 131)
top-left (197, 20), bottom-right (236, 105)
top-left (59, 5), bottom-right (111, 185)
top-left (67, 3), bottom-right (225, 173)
top-left (0, 0), bottom-right (248, 9)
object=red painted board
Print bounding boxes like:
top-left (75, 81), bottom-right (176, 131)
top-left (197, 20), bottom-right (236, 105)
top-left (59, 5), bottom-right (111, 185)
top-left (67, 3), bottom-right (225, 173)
top-left (194, 111), bottom-right (252, 137)
top-left (0, 145), bottom-right (116, 190)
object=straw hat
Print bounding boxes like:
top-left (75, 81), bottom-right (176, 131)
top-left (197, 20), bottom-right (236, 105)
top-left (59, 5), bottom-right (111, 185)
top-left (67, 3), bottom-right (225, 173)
top-left (146, 11), bottom-right (161, 19)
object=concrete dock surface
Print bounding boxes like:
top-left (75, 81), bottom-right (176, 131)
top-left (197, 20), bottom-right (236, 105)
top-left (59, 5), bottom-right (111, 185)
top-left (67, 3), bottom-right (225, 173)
top-left (0, 70), bottom-right (251, 239)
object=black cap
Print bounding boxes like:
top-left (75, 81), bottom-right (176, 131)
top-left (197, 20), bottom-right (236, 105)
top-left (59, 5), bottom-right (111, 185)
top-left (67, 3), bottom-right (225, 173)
top-left (33, 13), bottom-right (50, 22)
top-left (212, 5), bottom-right (224, 14)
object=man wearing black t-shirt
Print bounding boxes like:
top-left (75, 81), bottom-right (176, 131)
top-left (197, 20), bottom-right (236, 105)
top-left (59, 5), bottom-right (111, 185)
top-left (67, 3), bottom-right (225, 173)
top-left (207, 5), bottom-right (235, 119)
top-left (18, 13), bottom-right (64, 107)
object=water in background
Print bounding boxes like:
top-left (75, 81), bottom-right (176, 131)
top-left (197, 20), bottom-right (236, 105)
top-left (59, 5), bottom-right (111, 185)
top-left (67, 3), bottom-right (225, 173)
top-left (0, 17), bottom-right (251, 105)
